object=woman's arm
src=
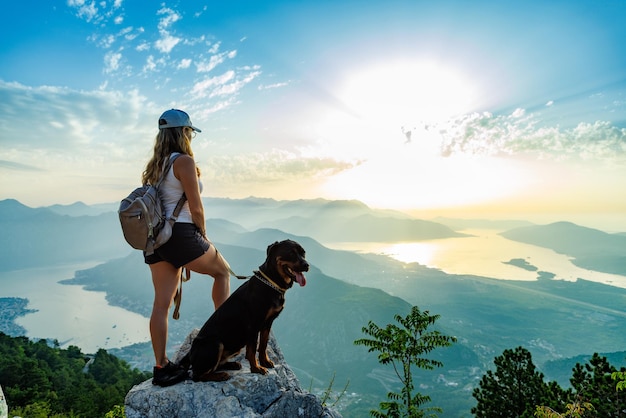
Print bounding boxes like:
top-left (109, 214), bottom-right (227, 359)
top-left (173, 154), bottom-right (206, 236)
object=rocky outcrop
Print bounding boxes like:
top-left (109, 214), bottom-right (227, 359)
top-left (0, 384), bottom-right (7, 418)
top-left (125, 330), bottom-right (341, 418)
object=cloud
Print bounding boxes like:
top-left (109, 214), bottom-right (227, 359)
top-left (142, 55), bottom-right (159, 73)
top-left (68, 0), bottom-right (123, 25)
top-left (202, 151), bottom-right (356, 185)
top-left (153, 7), bottom-right (182, 53)
top-left (154, 32), bottom-right (181, 54)
top-left (210, 70), bottom-right (261, 98)
top-left (196, 50), bottom-right (237, 73)
top-left (0, 160), bottom-right (45, 172)
top-left (191, 71), bottom-right (235, 98)
top-left (177, 59), bottom-right (192, 69)
top-left (436, 109), bottom-right (626, 164)
top-left (67, 3), bottom-right (260, 117)
top-left (258, 81), bottom-right (290, 90)
top-left (68, 0), bottom-right (98, 22)
top-left (104, 51), bottom-right (122, 73)
top-left (157, 7), bottom-right (181, 30)
top-left (0, 80), bottom-right (154, 159)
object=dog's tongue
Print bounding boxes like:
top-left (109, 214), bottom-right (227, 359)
top-left (295, 271), bottom-right (307, 287)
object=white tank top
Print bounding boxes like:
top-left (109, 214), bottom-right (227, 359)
top-left (159, 153), bottom-right (203, 223)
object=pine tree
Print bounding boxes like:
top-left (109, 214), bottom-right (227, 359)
top-left (570, 353), bottom-right (626, 417)
top-left (471, 346), bottom-right (549, 418)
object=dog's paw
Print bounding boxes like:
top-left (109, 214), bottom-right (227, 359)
top-left (250, 365), bottom-right (268, 375)
top-left (260, 358), bottom-right (275, 369)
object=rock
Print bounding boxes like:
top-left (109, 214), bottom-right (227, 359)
top-left (125, 330), bottom-right (342, 418)
top-left (0, 384), bottom-right (7, 418)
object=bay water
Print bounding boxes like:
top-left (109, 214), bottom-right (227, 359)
top-left (326, 229), bottom-right (626, 288)
top-left (0, 262), bottom-right (150, 353)
top-left (2, 229), bottom-right (625, 354)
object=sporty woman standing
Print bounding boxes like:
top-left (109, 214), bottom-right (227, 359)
top-left (141, 109), bottom-right (230, 386)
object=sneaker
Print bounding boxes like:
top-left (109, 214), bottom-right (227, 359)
top-left (152, 361), bottom-right (188, 387)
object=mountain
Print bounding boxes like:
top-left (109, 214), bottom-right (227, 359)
top-left (542, 351), bottom-right (626, 386)
top-left (200, 197), bottom-right (467, 244)
top-left (500, 221), bottom-right (626, 275)
top-left (0, 199), bottom-right (130, 271)
top-left (254, 213), bottom-right (468, 242)
top-left (0, 197), bottom-right (463, 272)
top-left (3, 197), bottom-right (626, 416)
top-left (46, 201), bottom-right (117, 217)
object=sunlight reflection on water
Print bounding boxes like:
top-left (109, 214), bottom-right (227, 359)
top-left (327, 229), bottom-right (626, 288)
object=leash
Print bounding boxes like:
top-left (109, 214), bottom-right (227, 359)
top-left (172, 247), bottom-right (247, 320)
top-left (172, 268), bottom-right (190, 320)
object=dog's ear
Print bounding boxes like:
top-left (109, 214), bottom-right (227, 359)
top-left (266, 241), bottom-right (280, 256)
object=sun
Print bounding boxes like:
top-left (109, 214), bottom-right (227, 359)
top-left (309, 58), bottom-right (531, 211)
top-left (337, 58), bottom-right (479, 126)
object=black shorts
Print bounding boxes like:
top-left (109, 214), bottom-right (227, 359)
top-left (144, 223), bottom-right (211, 268)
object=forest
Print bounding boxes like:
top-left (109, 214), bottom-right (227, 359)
top-left (0, 332), bottom-right (149, 417)
top-left (2, 329), bottom-right (626, 417)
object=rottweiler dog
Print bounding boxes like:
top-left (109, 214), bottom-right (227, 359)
top-left (180, 239), bottom-right (309, 381)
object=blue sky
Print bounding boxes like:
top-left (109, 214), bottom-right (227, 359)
top-left (1, 0), bottom-right (625, 229)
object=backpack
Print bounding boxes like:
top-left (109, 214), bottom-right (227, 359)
top-left (118, 154), bottom-right (186, 255)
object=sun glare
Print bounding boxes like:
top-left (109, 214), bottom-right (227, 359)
top-left (338, 59), bottom-right (479, 125)
top-left (322, 149), bottom-right (530, 211)
top-left (307, 57), bottom-right (532, 212)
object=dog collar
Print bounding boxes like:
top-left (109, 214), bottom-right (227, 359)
top-left (253, 270), bottom-right (287, 294)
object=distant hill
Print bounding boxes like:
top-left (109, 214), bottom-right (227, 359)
top-left (0, 199), bottom-right (129, 271)
top-left (500, 221), bottom-right (626, 275)
top-left (542, 351), bottom-right (626, 386)
top-left (0, 197), bottom-right (464, 271)
top-left (47, 201), bottom-right (117, 216)
top-left (254, 213), bottom-right (468, 242)
top-left (201, 197), bottom-right (469, 242)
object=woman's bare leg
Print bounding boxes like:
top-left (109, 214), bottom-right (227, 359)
top-left (185, 245), bottom-right (230, 308)
top-left (149, 261), bottom-right (181, 367)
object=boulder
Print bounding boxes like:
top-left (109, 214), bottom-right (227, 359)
top-left (125, 330), bottom-right (341, 418)
top-left (0, 385), bottom-right (7, 418)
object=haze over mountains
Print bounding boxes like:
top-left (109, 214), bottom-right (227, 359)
top-left (1, 197), bottom-right (625, 417)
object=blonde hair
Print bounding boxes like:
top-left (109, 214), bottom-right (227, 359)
top-left (141, 127), bottom-right (200, 185)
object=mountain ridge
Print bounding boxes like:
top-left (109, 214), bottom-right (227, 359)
top-left (2, 197), bottom-right (626, 416)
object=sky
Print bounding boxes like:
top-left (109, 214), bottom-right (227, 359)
top-left (1, 0), bottom-right (625, 231)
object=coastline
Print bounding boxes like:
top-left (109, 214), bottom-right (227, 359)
top-left (0, 263), bottom-right (150, 354)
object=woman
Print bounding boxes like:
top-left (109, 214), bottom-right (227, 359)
top-left (142, 109), bottom-right (230, 386)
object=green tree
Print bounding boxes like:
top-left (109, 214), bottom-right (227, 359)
top-left (0, 332), bottom-right (150, 417)
top-left (569, 353), bottom-right (626, 417)
top-left (472, 346), bottom-right (554, 418)
top-left (105, 404), bottom-right (127, 418)
top-left (354, 305), bottom-right (457, 418)
top-left (534, 397), bottom-right (595, 418)
top-left (612, 370), bottom-right (626, 392)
